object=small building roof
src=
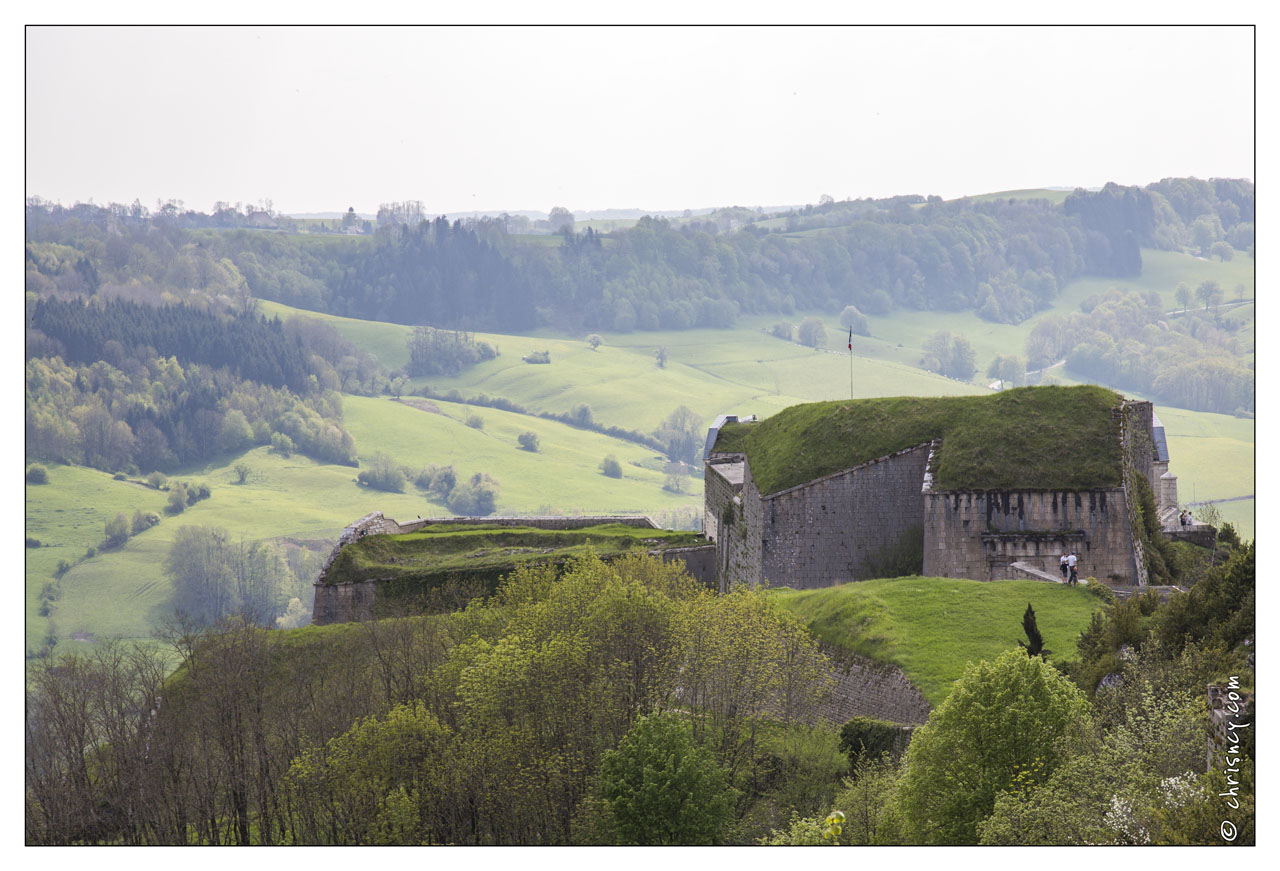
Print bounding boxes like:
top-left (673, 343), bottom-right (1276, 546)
top-left (1151, 413), bottom-right (1170, 463)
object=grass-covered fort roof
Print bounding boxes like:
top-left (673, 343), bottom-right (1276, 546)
top-left (323, 523), bottom-right (703, 588)
top-left (712, 385), bottom-right (1125, 495)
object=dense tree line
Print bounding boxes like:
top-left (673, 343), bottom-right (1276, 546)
top-left (26, 553), bottom-right (838, 845)
top-left (30, 297), bottom-right (313, 393)
top-left (1025, 288), bottom-right (1254, 414)
top-left (25, 353), bottom-right (356, 473)
top-left (26, 179), bottom-right (1253, 336)
top-left (25, 537), bottom-right (1252, 846)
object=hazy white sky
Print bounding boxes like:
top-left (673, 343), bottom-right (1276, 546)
top-left (26, 25), bottom-right (1254, 215)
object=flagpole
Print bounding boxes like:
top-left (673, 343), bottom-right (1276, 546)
top-left (848, 327), bottom-right (854, 400)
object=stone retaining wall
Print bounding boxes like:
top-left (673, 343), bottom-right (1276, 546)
top-left (815, 648), bottom-right (932, 725)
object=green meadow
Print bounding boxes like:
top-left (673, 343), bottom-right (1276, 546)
top-left (25, 401), bottom-right (705, 654)
top-left (770, 577), bottom-right (1104, 706)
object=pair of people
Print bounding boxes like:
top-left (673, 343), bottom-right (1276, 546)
top-left (1179, 509), bottom-right (1193, 527)
top-left (1058, 551), bottom-right (1079, 585)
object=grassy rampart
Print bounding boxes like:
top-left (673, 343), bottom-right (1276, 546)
top-left (770, 576), bottom-right (1104, 706)
top-left (715, 385), bottom-right (1123, 495)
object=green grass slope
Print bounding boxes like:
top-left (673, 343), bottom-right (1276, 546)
top-left (256, 300), bottom-right (985, 433)
top-left (771, 577), bottom-right (1104, 706)
top-left (27, 395), bottom-right (704, 653)
top-left (716, 385), bottom-right (1122, 495)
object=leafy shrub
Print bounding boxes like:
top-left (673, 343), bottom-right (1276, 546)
top-left (839, 716), bottom-right (909, 768)
top-left (84, 546), bottom-right (96, 559)
top-left (55, 559), bottom-right (71, 577)
top-left (840, 305), bottom-right (870, 336)
top-left (26, 464), bottom-right (49, 484)
top-left (798, 316), bottom-right (827, 348)
top-left (770, 322), bottom-right (793, 340)
top-left (104, 513), bottom-right (130, 548)
top-left (26, 537), bottom-right (42, 548)
top-left (357, 452), bottom-right (407, 493)
top-left (112, 472), bottom-right (127, 481)
top-left (465, 413), bottom-right (484, 430)
top-left (586, 334), bottom-right (603, 350)
top-left (428, 465), bottom-right (457, 496)
top-left (166, 484), bottom-right (188, 514)
top-left (1085, 580), bottom-right (1117, 605)
top-left (517, 431), bottom-right (540, 452)
top-left (271, 432), bottom-right (294, 457)
top-left (596, 713), bottom-right (737, 845)
top-left (522, 350), bottom-right (550, 364)
top-left (600, 455), bottom-right (622, 478)
top-left (446, 473), bottom-right (499, 516)
top-left (146, 471), bottom-right (167, 489)
top-left (187, 482), bottom-right (211, 504)
top-left (569, 402), bottom-right (594, 427)
top-left (131, 509), bottom-right (160, 534)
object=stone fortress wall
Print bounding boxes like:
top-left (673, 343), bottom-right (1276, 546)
top-left (706, 399), bottom-right (1163, 590)
top-left (759, 443), bottom-right (931, 589)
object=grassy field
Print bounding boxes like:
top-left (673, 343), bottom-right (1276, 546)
top-left (340, 394), bottom-right (704, 514)
top-left (25, 398), bottom-right (705, 655)
top-left (770, 577), bottom-right (1104, 706)
top-left (1153, 405), bottom-right (1255, 540)
top-left (257, 299), bottom-right (986, 434)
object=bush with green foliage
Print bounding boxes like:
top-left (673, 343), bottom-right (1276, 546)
top-left (270, 432), bottom-right (294, 457)
top-left (596, 713), bottom-right (737, 845)
top-left (839, 305), bottom-right (870, 336)
top-left (517, 431), bottom-right (540, 452)
top-left (104, 513), bottom-right (130, 548)
top-left (798, 316), bottom-right (827, 348)
top-left (357, 452), bottom-right (407, 493)
top-left (445, 473), bottom-right (499, 516)
top-left (838, 717), bottom-right (908, 768)
top-left (569, 402), bottom-right (593, 427)
top-left (464, 413), bottom-right (484, 430)
top-left (166, 484), bottom-right (188, 515)
top-left (599, 455), bottom-right (622, 478)
top-left (146, 471), bottom-right (167, 489)
top-left (285, 701), bottom-right (453, 845)
top-left (26, 537), bottom-right (43, 548)
top-left (26, 464), bottom-right (49, 484)
top-left (131, 509), bottom-right (161, 535)
top-left (894, 648), bottom-right (1091, 843)
top-left (522, 349), bottom-right (550, 364)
